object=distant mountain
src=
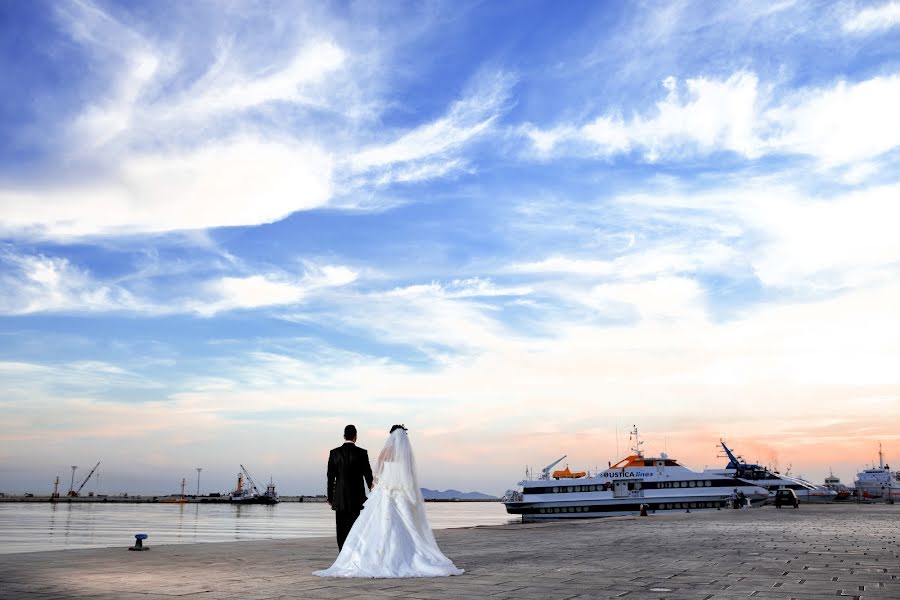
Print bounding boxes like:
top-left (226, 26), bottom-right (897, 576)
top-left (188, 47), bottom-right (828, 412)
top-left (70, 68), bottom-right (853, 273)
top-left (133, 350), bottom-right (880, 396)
top-left (420, 488), bottom-right (497, 500)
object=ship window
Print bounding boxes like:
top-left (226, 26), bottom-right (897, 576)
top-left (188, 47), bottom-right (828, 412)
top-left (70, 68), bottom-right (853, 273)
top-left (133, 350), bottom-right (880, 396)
top-left (690, 503), bottom-right (696, 508)
top-left (566, 486), bottom-right (573, 492)
top-left (680, 481), bottom-right (687, 487)
top-left (552, 487), bottom-right (558, 493)
top-left (705, 481), bottom-right (711, 487)
top-left (689, 481), bottom-right (696, 487)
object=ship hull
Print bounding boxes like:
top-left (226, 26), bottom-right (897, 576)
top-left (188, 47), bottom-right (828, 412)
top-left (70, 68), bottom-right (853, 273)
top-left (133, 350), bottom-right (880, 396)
top-left (504, 495), bottom-right (759, 521)
top-left (230, 496), bottom-right (279, 505)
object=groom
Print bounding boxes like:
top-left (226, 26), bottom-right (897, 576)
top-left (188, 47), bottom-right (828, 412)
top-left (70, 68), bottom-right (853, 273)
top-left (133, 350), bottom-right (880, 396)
top-left (326, 424), bottom-right (374, 550)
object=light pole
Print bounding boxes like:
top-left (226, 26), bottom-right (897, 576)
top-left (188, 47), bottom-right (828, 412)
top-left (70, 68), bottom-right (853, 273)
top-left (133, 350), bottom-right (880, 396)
top-left (196, 467), bottom-right (202, 498)
top-left (69, 466), bottom-right (77, 495)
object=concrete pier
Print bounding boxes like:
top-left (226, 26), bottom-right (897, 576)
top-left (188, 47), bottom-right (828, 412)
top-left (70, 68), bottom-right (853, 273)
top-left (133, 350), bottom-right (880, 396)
top-left (1, 504), bottom-right (898, 599)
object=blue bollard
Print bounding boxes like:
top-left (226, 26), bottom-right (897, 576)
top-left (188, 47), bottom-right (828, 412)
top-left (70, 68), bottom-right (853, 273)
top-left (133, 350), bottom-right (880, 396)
top-left (129, 533), bottom-right (149, 551)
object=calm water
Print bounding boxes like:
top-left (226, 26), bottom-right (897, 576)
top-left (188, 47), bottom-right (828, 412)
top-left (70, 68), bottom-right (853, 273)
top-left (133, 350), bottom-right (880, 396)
top-left (0, 502), bottom-right (515, 554)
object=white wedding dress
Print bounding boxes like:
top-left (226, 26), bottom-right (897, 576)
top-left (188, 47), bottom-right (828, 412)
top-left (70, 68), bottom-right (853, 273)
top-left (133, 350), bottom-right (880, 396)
top-left (313, 429), bottom-right (463, 578)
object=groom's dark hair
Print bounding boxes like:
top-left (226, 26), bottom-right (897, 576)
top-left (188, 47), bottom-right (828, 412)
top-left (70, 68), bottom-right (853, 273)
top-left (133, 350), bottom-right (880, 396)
top-left (343, 424), bottom-right (357, 440)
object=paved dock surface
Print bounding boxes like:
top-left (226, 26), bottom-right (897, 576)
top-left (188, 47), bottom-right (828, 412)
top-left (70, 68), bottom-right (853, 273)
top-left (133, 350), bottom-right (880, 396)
top-left (1, 504), bottom-right (898, 599)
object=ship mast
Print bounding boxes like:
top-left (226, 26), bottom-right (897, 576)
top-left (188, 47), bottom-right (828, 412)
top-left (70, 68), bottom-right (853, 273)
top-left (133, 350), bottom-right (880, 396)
top-left (629, 425), bottom-right (644, 457)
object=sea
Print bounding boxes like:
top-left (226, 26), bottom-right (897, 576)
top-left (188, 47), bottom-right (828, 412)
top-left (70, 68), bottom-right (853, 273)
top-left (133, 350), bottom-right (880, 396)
top-left (0, 501), bottom-right (516, 554)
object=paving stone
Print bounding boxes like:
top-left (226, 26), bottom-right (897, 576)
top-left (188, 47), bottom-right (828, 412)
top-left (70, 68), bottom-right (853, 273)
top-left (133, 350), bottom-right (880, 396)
top-left (1, 504), bottom-right (899, 599)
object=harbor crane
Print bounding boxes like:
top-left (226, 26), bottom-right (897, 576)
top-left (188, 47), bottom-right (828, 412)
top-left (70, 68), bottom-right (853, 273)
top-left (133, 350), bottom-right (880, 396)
top-left (540, 455), bottom-right (567, 480)
top-left (239, 464), bottom-right (264, 497)
top-left (68, 461), bottom-right (101, 497)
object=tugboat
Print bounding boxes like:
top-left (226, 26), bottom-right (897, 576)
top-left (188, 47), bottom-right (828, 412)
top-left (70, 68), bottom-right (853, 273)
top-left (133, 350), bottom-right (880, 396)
top-left (230, 464), bottom-right (280, 505)
top-left (502, 426), bottom-right (769, 521)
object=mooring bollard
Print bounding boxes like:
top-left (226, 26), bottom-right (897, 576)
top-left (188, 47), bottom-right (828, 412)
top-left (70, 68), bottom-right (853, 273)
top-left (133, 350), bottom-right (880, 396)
top-left (129, 533), bottom-right (149, 551)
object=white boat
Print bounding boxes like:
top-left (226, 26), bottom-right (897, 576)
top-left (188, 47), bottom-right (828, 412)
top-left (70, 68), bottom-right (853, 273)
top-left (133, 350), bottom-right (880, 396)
top-left (823, 469), bottom-right (852, 501)
top-left (705, 441), bottom-right (837, 504)
top-left (855, 444), bottom-right (900, 501)
top-left (503, 427), bottom-right (769, 521)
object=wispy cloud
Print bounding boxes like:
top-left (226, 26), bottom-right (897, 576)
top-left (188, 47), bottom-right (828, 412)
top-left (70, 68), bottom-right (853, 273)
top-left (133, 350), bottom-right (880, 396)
top-left (843, 1), bottom-right (900, 34)
top-left (346, 70), bottom-right (514, 186)
top-left (0, 251), bottom-right (357, 316)
top-left (521, 71), bottom-right (900, 167)
top-left (522, 72), bottom-right (761, 161)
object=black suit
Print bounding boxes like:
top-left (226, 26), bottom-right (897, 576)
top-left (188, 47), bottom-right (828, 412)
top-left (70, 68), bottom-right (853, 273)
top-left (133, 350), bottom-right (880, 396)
top-left (327, 442), bottom-right (374, 549)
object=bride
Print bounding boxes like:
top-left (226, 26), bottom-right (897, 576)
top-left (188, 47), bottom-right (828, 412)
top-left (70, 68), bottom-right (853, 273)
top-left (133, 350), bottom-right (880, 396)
top-left (314, 425), bottom-right (464, 578)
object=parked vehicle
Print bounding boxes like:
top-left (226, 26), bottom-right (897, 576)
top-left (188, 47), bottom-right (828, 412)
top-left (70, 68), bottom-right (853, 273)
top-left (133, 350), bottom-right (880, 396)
top-left (774, 488), bottom-right (799, 508)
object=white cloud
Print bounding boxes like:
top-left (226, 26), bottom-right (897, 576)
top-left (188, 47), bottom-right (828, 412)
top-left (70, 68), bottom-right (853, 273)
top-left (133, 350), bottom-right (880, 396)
top-left (765, 76), bottom-right (900, 166)
top-left (348, 71), bottom-right (513, 183)
top-left (190, 265), bottom-right (358, 317)
top-left (510, 241), bottom-right (739, 281)
top-left (285, 280), bottom-right (517, 357)
top-left (615, 179), bottom-right (900, 292)
top-left (0, 251), bottom-right (357, 316)
top-left (0, 140), bottom-right (333, 238)
top-left (843, 2), bottom-right (900, 34)
top-left (0, 253), bottom-right (143, 315)
top-left (522, 72), bottom-right (900, 167)
top-left (169, 40), bottom-right (346, 119)
top-left (523, 72), bottom-right (762, 161)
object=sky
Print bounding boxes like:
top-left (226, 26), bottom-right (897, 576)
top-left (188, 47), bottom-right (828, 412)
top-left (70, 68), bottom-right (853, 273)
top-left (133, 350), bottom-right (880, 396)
top-left (2, 0), bottom-right (900, 496)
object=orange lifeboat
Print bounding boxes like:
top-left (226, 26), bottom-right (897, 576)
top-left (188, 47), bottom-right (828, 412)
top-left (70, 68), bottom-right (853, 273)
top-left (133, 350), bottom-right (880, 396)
top-left (552, 466), bottom-right (587, 479)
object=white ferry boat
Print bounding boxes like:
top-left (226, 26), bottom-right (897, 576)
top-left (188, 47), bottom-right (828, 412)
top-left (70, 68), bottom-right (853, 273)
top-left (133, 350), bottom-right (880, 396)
top-left (503, 428), bottom-right (769, 521)
top-left (855, 444), bottom-right (900, 501)
top-left (705, 441), bottom-right (837, 504)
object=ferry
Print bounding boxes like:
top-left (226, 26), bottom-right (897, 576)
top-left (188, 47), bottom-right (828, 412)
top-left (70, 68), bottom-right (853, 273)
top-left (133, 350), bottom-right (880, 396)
top-left (854, 444), bottom-right (900, 501)
top-left (705, 441), bottom-right (837, 503)
top-left (230, 465), bottom-right (279, 505)
top-left (503, 427), bottom-right (769, 521)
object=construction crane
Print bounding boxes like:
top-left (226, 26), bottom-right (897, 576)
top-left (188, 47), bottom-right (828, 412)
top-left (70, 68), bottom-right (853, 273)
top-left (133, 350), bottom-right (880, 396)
top-left (239, 464), bottom-right (264, 497)
top-left (540, 455), bottom-right (567, 480)
top-left (69, 461), bottom-right (101, 497)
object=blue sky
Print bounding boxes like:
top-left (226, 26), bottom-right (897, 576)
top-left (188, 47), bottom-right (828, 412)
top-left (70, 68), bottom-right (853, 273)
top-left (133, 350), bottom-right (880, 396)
top-left (2, 1), bottom-right (900, 495)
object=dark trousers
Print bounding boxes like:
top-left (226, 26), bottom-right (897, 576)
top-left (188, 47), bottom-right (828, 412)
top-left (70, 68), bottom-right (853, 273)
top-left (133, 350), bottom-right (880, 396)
top-left (335, 508), bottom-right (360, 550)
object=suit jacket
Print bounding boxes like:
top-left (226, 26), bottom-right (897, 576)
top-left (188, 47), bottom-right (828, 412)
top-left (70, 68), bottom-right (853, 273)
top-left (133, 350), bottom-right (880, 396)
top-left (327, 442), bottom-right (374, 511)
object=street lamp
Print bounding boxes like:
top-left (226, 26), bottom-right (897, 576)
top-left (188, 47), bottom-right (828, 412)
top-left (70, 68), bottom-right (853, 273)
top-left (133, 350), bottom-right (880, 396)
top-left (196, 467), bottom-right (202, 498)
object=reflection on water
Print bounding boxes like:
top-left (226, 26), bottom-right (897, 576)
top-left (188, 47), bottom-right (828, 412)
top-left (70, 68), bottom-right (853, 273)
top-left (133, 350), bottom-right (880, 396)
top-left (0, 502), bottom-right (513, 554)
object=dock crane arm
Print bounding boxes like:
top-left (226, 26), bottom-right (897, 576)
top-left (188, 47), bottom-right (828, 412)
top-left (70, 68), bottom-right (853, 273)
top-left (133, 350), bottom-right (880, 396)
top-left (73, 461), bottom-right (101, 495)
top-left (239, 464), bottom-right (264, 496)
top-left (541, 455), bottom-right (567, 479)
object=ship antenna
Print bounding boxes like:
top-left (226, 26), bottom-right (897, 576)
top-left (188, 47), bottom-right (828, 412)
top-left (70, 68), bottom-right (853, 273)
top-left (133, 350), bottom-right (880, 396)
top-left (615, 420), bottom-right (619, 461)
top-left (630, 425), bottom-right (644, 457)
